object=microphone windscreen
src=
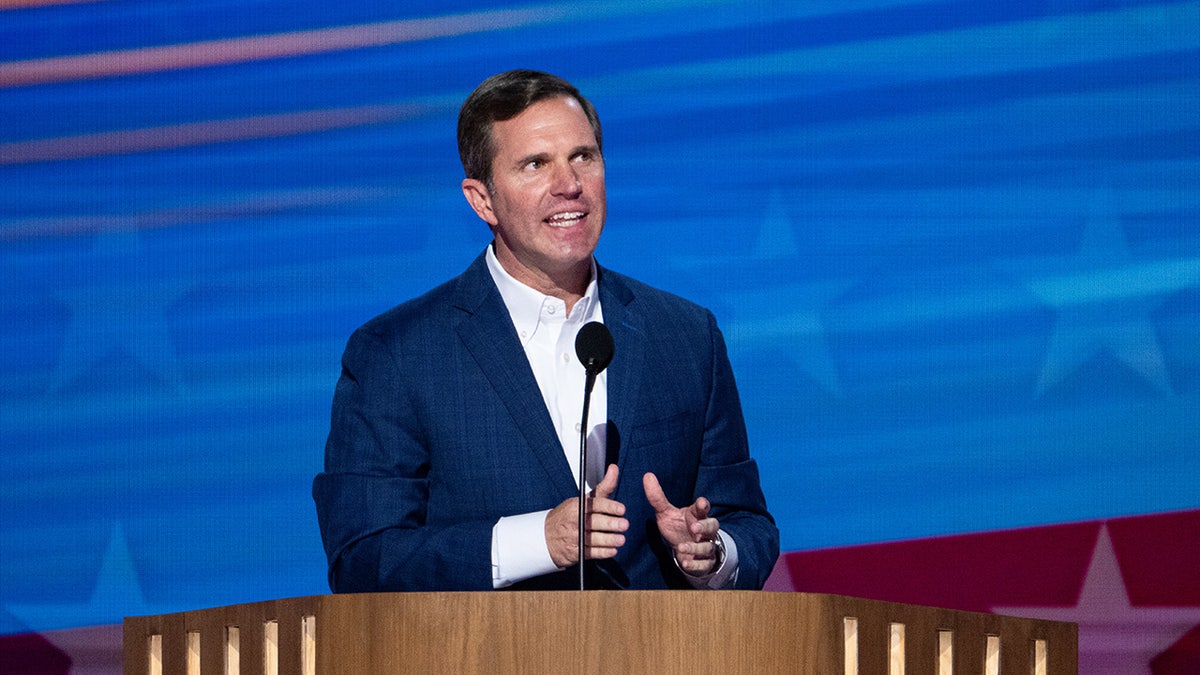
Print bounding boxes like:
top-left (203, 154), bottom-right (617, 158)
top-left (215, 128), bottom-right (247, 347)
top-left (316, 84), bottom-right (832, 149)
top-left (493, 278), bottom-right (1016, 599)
top-left (574, 321), bottom-right (614, 375)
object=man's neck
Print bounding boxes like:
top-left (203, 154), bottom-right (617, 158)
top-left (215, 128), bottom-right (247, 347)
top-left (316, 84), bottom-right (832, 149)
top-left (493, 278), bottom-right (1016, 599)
top-left (491, 245), bottom-right (592, 316)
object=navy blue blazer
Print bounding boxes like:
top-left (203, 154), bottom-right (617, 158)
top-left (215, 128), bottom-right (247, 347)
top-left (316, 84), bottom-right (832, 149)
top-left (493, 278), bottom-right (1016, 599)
top-left (313, 251), bottom-right (778, 591)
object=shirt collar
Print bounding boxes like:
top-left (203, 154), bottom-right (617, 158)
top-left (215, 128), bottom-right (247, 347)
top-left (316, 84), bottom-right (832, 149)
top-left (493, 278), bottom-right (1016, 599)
top-left (485, 244), bottom-right (600, 345)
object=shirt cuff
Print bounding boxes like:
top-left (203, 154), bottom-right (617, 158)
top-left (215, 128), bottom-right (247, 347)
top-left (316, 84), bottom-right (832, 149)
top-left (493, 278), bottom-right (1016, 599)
top-left (491, 510), bottom-right (560, 589)
top-left (678, 529), bottom-right (740, 590)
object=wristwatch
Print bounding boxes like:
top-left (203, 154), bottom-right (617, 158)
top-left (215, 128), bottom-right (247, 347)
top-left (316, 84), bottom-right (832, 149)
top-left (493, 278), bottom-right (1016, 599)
top-left (709, 533), bottom-right (726, 569)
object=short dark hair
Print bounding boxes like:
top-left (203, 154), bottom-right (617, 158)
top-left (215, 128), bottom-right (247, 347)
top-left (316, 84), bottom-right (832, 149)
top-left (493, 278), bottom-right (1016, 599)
top-left (457, 70), bottom-right (603, 187)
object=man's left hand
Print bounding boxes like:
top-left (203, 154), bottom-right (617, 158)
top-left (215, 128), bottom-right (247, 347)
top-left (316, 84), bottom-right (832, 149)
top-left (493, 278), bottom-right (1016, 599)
top-left (643, 472), bottom-right (722, 576)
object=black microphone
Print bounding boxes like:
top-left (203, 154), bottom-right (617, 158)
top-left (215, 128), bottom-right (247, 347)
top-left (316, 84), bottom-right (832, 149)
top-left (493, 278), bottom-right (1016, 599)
top-left (574, 321), bottom-right (613, 590)
top-left (576, 321), bottom-right (614, 385)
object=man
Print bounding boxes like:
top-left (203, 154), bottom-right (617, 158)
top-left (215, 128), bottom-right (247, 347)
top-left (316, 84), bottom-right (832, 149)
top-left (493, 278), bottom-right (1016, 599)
top-left (313, 70), bottom-right (778, 591)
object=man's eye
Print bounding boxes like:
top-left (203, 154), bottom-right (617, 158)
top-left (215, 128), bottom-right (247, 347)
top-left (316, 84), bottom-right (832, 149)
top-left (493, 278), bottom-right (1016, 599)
top-left (524, 160), bottom-right (543, 170)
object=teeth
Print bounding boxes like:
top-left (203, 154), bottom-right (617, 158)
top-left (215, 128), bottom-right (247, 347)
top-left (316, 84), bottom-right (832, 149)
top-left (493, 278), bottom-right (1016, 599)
top-left (547, 211), bottom-right (584, 225)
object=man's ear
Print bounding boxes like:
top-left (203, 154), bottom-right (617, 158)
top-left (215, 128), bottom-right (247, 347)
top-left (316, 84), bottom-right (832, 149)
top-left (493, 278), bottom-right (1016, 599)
top-left (461, 178), bottom-right (498, 226)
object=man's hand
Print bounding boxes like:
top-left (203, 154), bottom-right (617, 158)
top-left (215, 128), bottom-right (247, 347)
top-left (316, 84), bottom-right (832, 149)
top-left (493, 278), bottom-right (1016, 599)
top-left (545, 464), bottom-right (627, 568)
top-left (643, 472), bottom-right (722, 576)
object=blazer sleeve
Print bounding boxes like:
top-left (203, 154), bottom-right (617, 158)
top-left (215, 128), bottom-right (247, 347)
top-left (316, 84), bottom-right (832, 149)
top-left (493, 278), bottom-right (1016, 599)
top-left (312, 325), bottom-right (495, 592)
top-left (696, 310), bottom-right (780, 590)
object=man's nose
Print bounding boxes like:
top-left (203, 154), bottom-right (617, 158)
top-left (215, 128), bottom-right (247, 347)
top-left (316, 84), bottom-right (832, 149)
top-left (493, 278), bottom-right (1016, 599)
top-left (550, 162), bottom-right (582, 196)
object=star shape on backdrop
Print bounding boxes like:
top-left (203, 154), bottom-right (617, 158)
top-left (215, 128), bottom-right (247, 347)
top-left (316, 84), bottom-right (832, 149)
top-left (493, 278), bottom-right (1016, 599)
top-left (5, 522), bottom-right (169, 633)
top-left (53, 231), bottom-right (190, 393)
top-left (673, 188), bottom-right (856, 398)
top-left (999, 190), bottom-right (1200, 397)
top-left (992, 525), bottom-right (1200, 675)
top-left (719, 279), bottom-right (855, 398)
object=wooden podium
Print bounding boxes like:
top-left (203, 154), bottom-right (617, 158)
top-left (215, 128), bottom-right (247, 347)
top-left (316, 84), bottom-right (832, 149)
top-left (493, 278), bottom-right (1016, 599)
top-left (124, 591), bottom-right (1077, 674)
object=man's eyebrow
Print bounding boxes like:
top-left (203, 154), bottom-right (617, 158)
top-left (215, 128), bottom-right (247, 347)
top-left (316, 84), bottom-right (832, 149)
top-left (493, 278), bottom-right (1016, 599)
top-left (514, 151), bottom-right (551, 167)
top-left (512, 145), bottom-right (600, 168)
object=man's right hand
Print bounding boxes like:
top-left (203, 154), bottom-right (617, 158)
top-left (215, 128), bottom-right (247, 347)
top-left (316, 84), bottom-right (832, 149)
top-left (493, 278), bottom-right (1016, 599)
top-left (544, 464), bottom-right (627, 568)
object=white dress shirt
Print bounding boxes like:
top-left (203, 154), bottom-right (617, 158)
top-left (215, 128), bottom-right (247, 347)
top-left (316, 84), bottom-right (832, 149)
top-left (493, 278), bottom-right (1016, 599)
top-left (484, 246), bottom-right (736, 589)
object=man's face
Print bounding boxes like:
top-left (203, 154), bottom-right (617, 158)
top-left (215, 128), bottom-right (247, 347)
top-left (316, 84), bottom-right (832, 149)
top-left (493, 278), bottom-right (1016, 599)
top-left (462, 95), bottom-right (605, 292)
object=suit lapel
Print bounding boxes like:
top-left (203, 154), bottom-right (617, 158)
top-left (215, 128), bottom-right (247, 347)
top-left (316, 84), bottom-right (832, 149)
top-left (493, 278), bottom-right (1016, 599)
top-left (452, 253), bottom-right (578, 501)
top-left (597, 267), bottom-right (644, 499)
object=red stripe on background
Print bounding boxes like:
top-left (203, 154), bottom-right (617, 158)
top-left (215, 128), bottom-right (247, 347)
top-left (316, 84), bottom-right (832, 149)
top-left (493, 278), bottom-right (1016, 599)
top-left (0, 103), bottom-right (432, 165)
top-left (779, 508), bottom-right (1200, 613)
top-left (784, 521), bottom-right (1098, 612)
top-left (0, 7), bottom-right (567, 88)
top-left (1, 186), bottom-right (389, 240)
top-left (0, 0), bottom-right (104, 8)
top-left (0, 632), bottom-right (69, 674)
top-left (1109, 509), bottom-right (1200, 605)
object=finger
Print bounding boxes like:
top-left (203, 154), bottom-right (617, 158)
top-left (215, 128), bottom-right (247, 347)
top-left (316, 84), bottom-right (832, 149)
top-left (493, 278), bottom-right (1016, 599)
top-left (675, 539), bottom-right (721, 576)
top-left (688, 496), bottom-right (711, 520)
top-left (689, 515), bottom-right (719, 542)
top-left (584, 544), bottom-right (622, 560)
top-left (642, 472), bottom-right (675, 513)
top-left (587, 512), bottom-right (629, 534)
top-left (677, 539), bottom-right (720, 559)
top-left (691, 521), bottom-right (715, 547)
top-left (679, 556), bottom-right (717, 575)
top-left (587, 531), bottom-right (627, 550)
top-left (593, 464), bottom-right (619, 500)
top-left (588, 496), bottom-right (627, 518)
top-left (584, 531), bottom-right (626, 560)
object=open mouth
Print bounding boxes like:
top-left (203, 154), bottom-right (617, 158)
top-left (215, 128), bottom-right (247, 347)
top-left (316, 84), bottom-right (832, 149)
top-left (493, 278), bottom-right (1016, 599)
top-left (545, 211), bottom-right (586, 227)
